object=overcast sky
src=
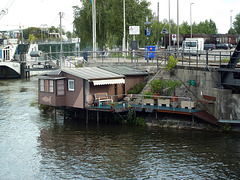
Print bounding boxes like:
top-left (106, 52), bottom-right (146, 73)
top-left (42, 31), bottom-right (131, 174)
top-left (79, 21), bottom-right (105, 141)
top-left (0, 0), bottom-right (239, 34)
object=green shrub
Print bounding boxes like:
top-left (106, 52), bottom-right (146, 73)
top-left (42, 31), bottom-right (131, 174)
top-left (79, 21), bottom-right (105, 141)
top-left (143, 91), bottom-right (154, 99)
top-left (127, 82), bottom-right (145, 94)
top-left (164, 55), bottom-right (178, 71)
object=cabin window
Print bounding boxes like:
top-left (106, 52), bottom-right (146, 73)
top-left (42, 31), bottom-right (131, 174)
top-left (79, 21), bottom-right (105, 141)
top-left (68, 79), bottom-right (75, 91)
top-left (49, 80), bottom-right (53, 93)
top-left (40, 79), bottom-right (44, 91)
top-left (57, 80), bottom-right (65, 95)
top-left (45, 80), bottom-right (49, 92)
top-left (40, 79), bottom-right (54, 93)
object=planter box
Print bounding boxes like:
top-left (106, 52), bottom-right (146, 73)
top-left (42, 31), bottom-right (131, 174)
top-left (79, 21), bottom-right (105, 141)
top-left (144, 98), bottom-right (154, 106)
top-left (181, 101), bottom-right (195, 109)
top-left (158, 99), bottom-right (171, 107)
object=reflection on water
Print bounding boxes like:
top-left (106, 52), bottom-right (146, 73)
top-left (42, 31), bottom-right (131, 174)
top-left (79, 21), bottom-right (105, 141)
top-left (0, 77), bottom-right (240, 179)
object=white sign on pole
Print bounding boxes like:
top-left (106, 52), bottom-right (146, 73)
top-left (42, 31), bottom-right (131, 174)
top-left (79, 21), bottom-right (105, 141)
top-left (129, 26), bottom-right (140, 35)
top-left (172, 34), bottom-right (177, 41)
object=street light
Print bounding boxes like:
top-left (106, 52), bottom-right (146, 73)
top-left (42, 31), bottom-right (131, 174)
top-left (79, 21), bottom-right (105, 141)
top-left (190, 3), bottom-right (194, 38)
top-left (177, 0), bottom-right (179, 51)
top-left (168, 0), bottom-right (171, 50)
top-left (230, 10), bottom-right (233, 30)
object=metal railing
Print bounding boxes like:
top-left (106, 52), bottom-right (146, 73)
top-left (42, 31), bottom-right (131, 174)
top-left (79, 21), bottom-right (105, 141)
top-left (85, 93), bottom-right (195, 112)
top-left (41, 49), bottom-right (238, 69)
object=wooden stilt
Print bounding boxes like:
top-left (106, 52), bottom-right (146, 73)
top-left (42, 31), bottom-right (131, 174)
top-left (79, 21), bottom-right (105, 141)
top-left (86, 109), bottom-right (88, 124)
top-left (97, 110), bottom-right (99, 125)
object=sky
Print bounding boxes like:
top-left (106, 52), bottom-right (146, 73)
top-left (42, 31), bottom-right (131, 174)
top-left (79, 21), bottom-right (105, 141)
top-left (0, 0), bottom-right (239, 34)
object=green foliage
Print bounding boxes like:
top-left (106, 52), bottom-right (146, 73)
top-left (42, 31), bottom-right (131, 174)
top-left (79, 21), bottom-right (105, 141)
top-left (164, 55), bottom-right (178, 71)
top-left (233, 13), bottom-right (240, 34)
top-left (135, 117), bottom-right (146, 127)
top-left (143, 91), bottom-right (154, 99)
top-left (149, 79), bottom-right (167, 94)
top-left (166, 80), bottom-right (181, 96)
top-left (74, 62), bottom-right (84, 67)
top-left (149, 79), bottom-right (181, 96)
top-left (220, 123), bottom-right (232, 132)
top-left (127, 82), bottom-right (145, 94)
top-left (73, 0), bottom-right (152, 49)
top-left (28, 33), bottom-right (37, 43)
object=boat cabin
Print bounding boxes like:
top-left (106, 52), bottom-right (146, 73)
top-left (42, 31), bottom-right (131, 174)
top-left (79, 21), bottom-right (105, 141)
top-left (38, 66), bottom-right (148, 109)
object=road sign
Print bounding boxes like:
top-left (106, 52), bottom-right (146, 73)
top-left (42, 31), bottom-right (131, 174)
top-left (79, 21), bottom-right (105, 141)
top-left (145, 29), bottom-right (151, 36)
top-left (161, 26), bottom-right (168, 34)
top-left (172, 34), bottom-right (176, 41)
top-left (129, 26), bottom-right (140, 35)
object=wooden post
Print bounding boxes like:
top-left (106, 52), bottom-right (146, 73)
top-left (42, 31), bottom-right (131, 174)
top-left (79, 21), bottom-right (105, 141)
top-left (97, 110), bottom-right (99, 125)
top-left (86, 109), bottom-right (88, 124)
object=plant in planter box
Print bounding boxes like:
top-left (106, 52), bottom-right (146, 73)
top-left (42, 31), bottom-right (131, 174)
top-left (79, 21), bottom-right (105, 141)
top-left (166, 80), bottom-right (181, 101)
top-left (149, 79), bottom-right (168, 97)
top-left (142, 91), bottom-right (154, 105)
top-left (143, 91), bottom-right (154, 99)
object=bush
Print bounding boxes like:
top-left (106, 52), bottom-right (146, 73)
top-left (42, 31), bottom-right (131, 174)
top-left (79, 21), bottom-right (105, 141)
top-left (143, 91), bottom-right (154, 99)
top-left (127, 82), bottom-right (145, 94)
top-left (164, 55), bottom-right (178, 71)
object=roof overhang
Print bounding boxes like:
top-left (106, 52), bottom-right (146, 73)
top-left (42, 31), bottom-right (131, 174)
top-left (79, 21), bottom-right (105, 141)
top-left (92, 78), bottom-right (125, 86)
top-left (38, 76), bottom-right (66, 80)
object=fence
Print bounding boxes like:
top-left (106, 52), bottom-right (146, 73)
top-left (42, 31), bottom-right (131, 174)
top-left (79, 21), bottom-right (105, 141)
top-left (42, 48), bottom-right (237, 69)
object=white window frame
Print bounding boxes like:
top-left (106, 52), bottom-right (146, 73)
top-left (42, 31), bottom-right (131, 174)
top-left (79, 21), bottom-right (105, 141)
top-left (49, 80), bottom-right (54, 93)
top-left (40, 79), bottom-right (44, 92)
top-left (68, 79), bottom-right (75, 91)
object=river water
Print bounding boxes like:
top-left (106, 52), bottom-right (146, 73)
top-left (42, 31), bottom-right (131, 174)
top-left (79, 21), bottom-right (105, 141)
top-left (0, 77), bottom-right (240, 179)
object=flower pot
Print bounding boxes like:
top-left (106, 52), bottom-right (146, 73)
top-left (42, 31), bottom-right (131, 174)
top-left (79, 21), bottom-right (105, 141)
top-left (154, 93), bottom-right (160, 99)
top-left (171, 96), bottom-right (178, 102)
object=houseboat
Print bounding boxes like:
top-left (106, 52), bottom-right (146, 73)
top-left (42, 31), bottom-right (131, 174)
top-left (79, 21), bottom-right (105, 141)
top-left (38, 66), bottom-right (148, 109)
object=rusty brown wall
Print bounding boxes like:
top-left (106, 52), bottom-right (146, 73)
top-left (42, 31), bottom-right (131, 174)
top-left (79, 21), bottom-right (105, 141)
top-left (125, 76), bottom-right (145, 93)
top-left (64, 74), bottom-right (84, 109)
top-left (38, 79), bottom-right (65, 107)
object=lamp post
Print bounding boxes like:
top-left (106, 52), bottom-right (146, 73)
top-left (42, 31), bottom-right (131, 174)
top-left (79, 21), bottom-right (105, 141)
top-left (230, 10), bottom-right (233, 30)
top-left (190, 3), bottom-right (194, 38)
top-left (168, 0), bottom-right (171, 50)
top-left (177, 0), bottom-right (179, 51)
top-left (123, 0), bottom-right (126, 61)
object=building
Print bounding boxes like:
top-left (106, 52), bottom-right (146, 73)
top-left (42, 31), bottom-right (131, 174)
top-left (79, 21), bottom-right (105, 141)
top-left (38, 66), bottom-right (148, 109)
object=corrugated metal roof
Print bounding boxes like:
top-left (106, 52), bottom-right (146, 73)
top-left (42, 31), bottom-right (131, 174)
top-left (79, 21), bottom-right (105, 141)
top-left (61, 67), bottom-right (124, 80)
top-left (98, 66), bottom-right (148, 76)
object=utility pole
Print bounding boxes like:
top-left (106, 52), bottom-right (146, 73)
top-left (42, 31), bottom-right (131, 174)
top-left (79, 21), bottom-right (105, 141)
top-left (168, 0), bottom-right (171, 50)
top-left (177, 0), bottom-right (179, 51)
top-left (157, 2), bottom-right (160, 50)
top-left (190, 3), bottom-right (194, 38)
top-left (59, 12), bottom-right (63, 68)
top-left (92, 0), bottom-right (96, 60)
top-left (123, 0), bottom-right (126, 61)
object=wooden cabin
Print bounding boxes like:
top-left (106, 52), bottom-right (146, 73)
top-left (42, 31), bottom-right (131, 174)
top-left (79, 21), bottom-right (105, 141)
top-left (38, 66), bottom-right (148, 109)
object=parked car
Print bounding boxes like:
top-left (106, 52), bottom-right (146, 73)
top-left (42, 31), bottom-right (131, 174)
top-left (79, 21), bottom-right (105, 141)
top-left (227, 43), bottom-right (233, 49)
top-left (215, 43), bottom-right (229, 50)
top-left (204, 44), bottom-right (215, 50)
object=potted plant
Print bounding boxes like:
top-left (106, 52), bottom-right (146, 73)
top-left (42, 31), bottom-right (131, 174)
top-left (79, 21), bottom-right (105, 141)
top-left (142, 91), bottom-right (154, 105)
top-left (166, 80), bottom-right (181, 102)
top-left (150, 79), bottom-right (167, 99)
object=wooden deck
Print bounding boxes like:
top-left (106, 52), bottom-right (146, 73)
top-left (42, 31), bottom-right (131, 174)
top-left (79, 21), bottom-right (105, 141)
top-left (87, 103), bottom-right (221, 125)
top-left (87, 103), bottom-right (200, 114)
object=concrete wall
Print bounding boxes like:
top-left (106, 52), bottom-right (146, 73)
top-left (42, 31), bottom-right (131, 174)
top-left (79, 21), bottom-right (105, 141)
top-left (167, 66), bottom-right (240, 120)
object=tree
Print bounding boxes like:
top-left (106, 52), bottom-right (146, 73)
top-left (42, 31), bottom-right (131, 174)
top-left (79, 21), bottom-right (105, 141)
top-left (233, 13), bottom-right (240, 34)
top-left (180, 21), bottom-right (190, 34)
top-left (193, 19), bottom-right (217, 34)
top-left (73, 0), bottom-right (152, 50)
